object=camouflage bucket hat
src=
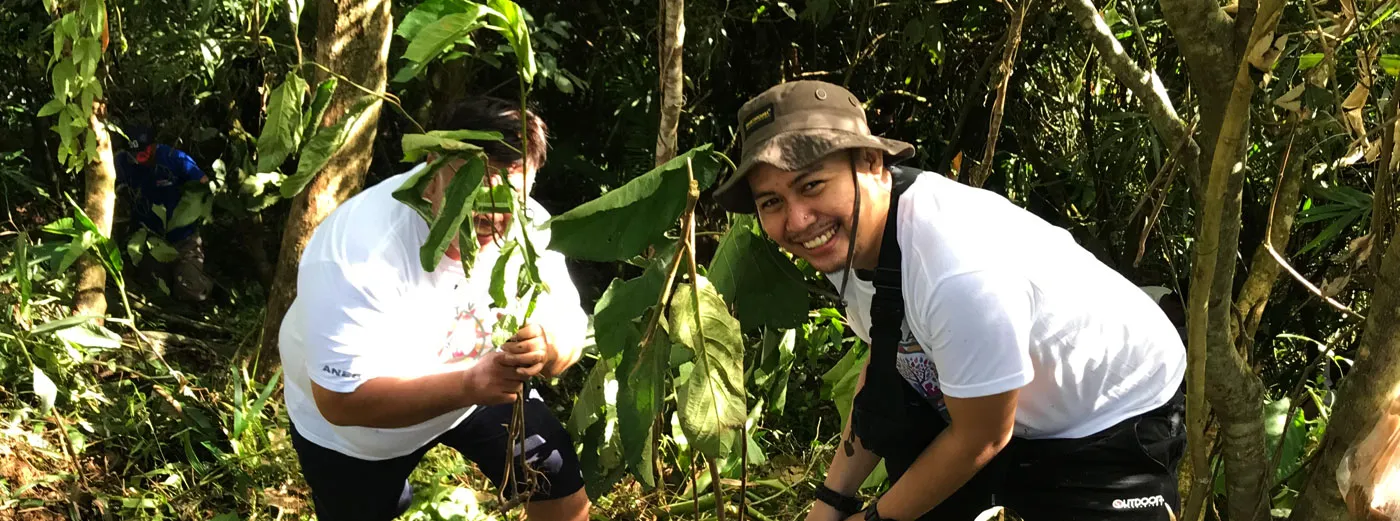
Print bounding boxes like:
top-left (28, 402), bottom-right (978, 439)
top-left (712, 81), bottom-right (915, 213)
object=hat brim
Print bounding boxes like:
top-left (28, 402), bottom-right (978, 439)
top-left (712, 129), bottom-right (914, 213)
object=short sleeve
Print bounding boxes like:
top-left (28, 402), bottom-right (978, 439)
top-left (912, 270), bottom-right (1035, 398)
top-left (295, 259), bottom-right (405, 393)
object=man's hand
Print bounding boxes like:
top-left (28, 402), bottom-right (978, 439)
top-left (501, 323), bottom-right (567, 377)
top-left (462, 351), bottom-right (532, 406)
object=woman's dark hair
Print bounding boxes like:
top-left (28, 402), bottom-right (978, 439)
top-left (431, 96), bottom-right (549, 169)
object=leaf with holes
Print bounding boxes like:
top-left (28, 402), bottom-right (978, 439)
top-left (283, 96), bottom-right (377, 198)
top-left (256, 73), bottom-right (307, 173)
top-left (670, 278), bottom-right (746, 461)
top-left (709, 216), bottom-right (809, 330)
top-left (546, 145), bottom-right (721, 261)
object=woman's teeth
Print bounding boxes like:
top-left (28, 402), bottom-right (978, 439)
top-left (802, 228), bottom-right (836, 249)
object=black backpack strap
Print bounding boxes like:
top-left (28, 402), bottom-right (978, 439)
top-left (850, 166), bottom-right (922, 439)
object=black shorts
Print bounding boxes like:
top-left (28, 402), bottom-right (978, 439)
top-left (868, 388), bottom-right (1187, 521)
top-left (289, 395), bottom-right (585, 521)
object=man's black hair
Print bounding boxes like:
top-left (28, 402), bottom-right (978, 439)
top-left (431, 96), bottom-right (549, 170)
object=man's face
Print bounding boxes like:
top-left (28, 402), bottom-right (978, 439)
top-left (748, 150), bottom-right (890, 273)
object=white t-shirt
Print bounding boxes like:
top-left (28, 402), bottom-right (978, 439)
top-left (279, 164), bottom-right (589, 460)
top-left (829, 171), bottom-right (1185, 440)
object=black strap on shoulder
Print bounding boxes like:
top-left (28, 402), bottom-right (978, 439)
top-left (854, 166), bottom-right (922, 426)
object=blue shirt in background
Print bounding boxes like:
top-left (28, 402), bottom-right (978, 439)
top-left (115, 145), bottom-right (206, 242)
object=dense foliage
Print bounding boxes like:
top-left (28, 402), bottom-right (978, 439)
top-left (4, 0), bottom-right (1400, 519)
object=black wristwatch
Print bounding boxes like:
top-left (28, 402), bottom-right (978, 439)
top-left (814, 484), bottom-right (863, 517)
top-left (863, 502), bottom-right (893, 521)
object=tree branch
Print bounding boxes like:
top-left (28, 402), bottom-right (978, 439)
top-left (1066, 0), bottom-right (1202, 186)
top-left (970, 0), bottom-right (1032, 188)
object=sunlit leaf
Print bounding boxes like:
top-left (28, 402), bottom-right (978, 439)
top-left (1382, 54), bottom-right (1400, 77)
top-left (1298, 53), bottom-right (1325, 71)
top-left (546, 145), bottom-right (721, 261)
top-left (55, 323), bottom-right (122, 349)
top-left (282, 96), bottom-right (378, 198)
top-left (419, 157), bottom-right (486, 272)
top-left (148, 235), bottom-right (179, 263)
top-left (670, 278), bottom-right (746, 461)
top-left (489, 241), bottom-right (519, 308)
top-left (33, 366), bottom-right (57, 413)
top-left (568, 356), bottom-right (615, 436)
top-left (32, 314), bottom-right (99, 334)
top-left (255, 73), bottom-right (307, 174)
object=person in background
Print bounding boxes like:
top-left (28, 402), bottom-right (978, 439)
top-left (277, 97), bottom-right (591, 521)
top-left (114, 126), bottom-right (212, 302)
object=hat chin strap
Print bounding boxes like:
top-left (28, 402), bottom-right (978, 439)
top-left (835, 152), bottom-right (861, 309)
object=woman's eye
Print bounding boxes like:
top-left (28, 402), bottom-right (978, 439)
top-left (758, 198), bottom-right (780, 210)
top-left (803, 181), bottom-right (824, 192)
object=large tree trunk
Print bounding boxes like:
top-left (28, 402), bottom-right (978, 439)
top-left (654, 0), bottom-right (684, 166)
top-left (75, 100), bottom-right (117, 318)
top-left (258, 0), bottom-right (391, 369)
top-left (1290, 217), bottom-right (1400, 520)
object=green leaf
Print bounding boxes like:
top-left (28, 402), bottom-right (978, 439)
top-left (670, 278), bottom-right (746, 461)
top-left (38, 99), bottom-right (64, 117)
top-left (1263, 398), bottom-right (1308, 484)
top-left (282, 96), bottom-right (378, 198)
top-left (302, 77), bottom-right (338, 141)
top-left (33, 365), bottom-right (57, 414)
top-left (1383, 54), bottom-right (1400, 77)
top-left (618, 316), bottom-right (670, 487)
top-left (419, 158), bottom-right (487, 272)
top-left (475, 183), bottom-right (515, 213)
top-left (148, 235), bottom-right (179, 263)
top-left (489, 241), bottom-right (520, 308)
top-left (286, 0), bottom-right (305, 29)
top-left (31, 314), bottom-right (99, 334)
top-left (546, 145), bottom-right (721, 261)
top-left (593, 260), bottom-right (668, 359)
top-left (1298, 53), bottom-right (1325, 71)
top-left (15, 231), bottom-right (31, 320)
top-left (55, 323), bottom-right (121, 349)
top-left (1298, 208), bottom-right (1362, 254)
top-left (568, 357), bottom-right (615, 436)
top-left (51, 60), bottom-right (77, 100)
top-left (255, 73), bottom-right (308, 174)
top-left (709, 217), bottom-right (810, 330)
top-left (235, 369), bottom-right (282, 439)
top-left (403, 9), bottom-right (492, 65)
top-left (401, 132), bottom-right (492, 163)
top-left (821, 341), bottom-right (867, 427)
top-left (169, 191), bottom-right (211, 229)
top-left (392, 158), bottom-right (447, 222)
top-left (756, 328), bottom-right (797, 413)
top-left (127, 227), bottom-right (147, 266)
top-left (488, 0), bottom-right (536, 82)
top-left (59, 233), bottom-right (87, 272)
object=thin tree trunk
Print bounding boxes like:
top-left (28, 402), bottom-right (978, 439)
top-left (970, 0), bottom-right (1031, 188)
top-left (1290, 210), bottom-right (1400, 520)
top-left (258, 0), bottom-right (391, 369)
top-left (75, 99), bottom-right (117, 318)
top-left (655, 0), bottom-right (684, 166)
top-left (1183, 0), bottom-right (1284, 517)
top-left (1234, 130), bottom-right (1306, 361)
